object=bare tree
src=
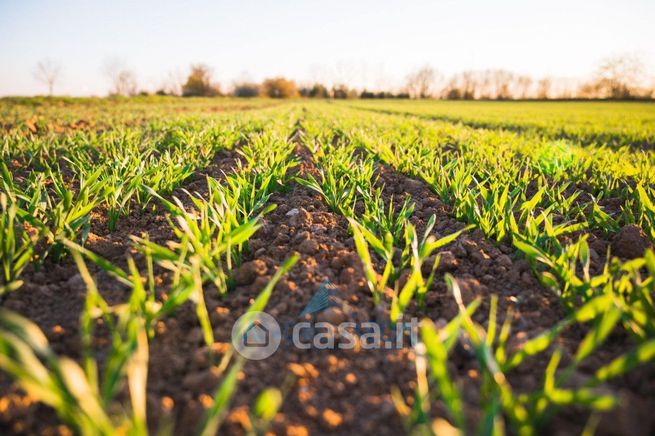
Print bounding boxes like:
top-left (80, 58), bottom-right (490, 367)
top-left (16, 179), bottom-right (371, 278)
top-left (460, 71), bottom-right (476, 99)
top-left (334, 61), bottom-right (356, 89)
top-left (104, 59), bottom-right (138, 96)
top-left (515, 75), bottom-right (533, 99)
top-left (537, 77), bottom-right (552, 99)
top-left (159, 68), bottom-right (185, 96)
top-left (491, 70), bottom-right (514, 99)
top-left (406, 66), bottom-right (438, 98)
top-left (33, 59), bottom-right (61, 96)
top-left (593, 55), bottom-right (645, 99)
top-left (478, 72), bottom-right (492, 99)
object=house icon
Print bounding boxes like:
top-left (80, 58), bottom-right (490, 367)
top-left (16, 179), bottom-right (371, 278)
top-left (243, 320), bottom-right (270, 347)
top-left (232, 311), bottom-right (281, 360)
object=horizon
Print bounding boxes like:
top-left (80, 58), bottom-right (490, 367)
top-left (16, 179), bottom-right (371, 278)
top-left (1, 0), bottom-right (654, 97)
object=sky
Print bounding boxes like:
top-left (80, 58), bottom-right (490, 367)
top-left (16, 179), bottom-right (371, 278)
top-left (0, 0), bottom-right (654, 96)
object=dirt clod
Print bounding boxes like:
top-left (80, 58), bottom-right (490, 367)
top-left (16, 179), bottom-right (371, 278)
top-left (232, 259), bottom-right (268, 285)
top-left (321, 408), bottom-right (343, 429)
top-left (611, 224), bottom-right (653, 259)
top-left (182, 368), bottom-right (220, 393)
top-left (298, 238), bottom-right (320, 255)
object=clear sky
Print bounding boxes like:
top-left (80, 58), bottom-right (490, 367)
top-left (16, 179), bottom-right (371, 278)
top-left (1, 0), bottom-right (653, 96)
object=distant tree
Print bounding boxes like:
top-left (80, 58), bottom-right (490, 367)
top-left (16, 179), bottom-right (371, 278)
top-left (308, 83), bottom-right (329, 98)
top-left (405, 66), bottom-right (437, 98)
top-left (441, 76), bottom-right (461, 99)
top-left (182, 64), bottom-right (220, 97)
top-left (233, 82), bottom-right (260, 97)
top-left (444, 88), bottom-right (462, 100)
top-left (592, 55), bottom-right (645, 99)
top-left (442, 70), bottom-right (537, 100)
top-left (359, 90), bottom-right (402, 99)
top-left (490, 70), bottom-right (514, 99)
top-left (460, 71), bottom-right (476, 99)
top-left (477, 72), bottom-right (492, 99)
top-left (515, 75), bottom-right (533, 99)
top-left (114, 71), bottom-right (138, 96)
top-left (577, 81), bottom-right (599, 99)
top-left (104, 59), bottom-right (138, 96)
top-left (537, 77), bottom-right (552, 99)
top-left (299, 83), bottom-right (329, 98)
top-left (33, 59), bottom-right (61, 96)
top-left (442, 71), bottom-right (475, 99)
top-left (261, 77), bottom-right (298, 98)
top-left (161, 69), bottom-right (185, 96)
top-left (331, 84), bottom-right (357, 99)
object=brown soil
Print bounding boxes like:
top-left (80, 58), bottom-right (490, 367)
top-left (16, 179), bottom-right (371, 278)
top-left (0, 148), bottom-right (241, 433)
top-left (611, 224), bottom-right (654, 259)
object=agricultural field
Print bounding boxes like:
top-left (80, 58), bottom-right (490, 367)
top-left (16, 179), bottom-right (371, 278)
top-left (347, 99), bottom-right (655, 148)
top-left (1, 97), bottom-right (654, 435)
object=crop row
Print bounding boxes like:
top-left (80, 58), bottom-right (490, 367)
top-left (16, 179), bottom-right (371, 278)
top-left (1, 105), bottom-right (292, 293)
top-left (1, 106), bottom-right (302, 434)
top-left (0, 96), bottom-right (276, 137)
top-left (344, 100), bottom-right (655, 148)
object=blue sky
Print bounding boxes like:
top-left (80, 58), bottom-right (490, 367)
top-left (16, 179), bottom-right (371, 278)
top-left (1, 0), bottom-right (653, 96)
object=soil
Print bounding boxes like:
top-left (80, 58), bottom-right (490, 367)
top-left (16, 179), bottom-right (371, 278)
top-left (1, 126), bottom-right (654, 435)
top-left (611, 224), bottom-right (654, 259)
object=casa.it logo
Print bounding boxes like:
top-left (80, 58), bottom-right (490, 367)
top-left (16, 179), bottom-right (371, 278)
top-left (231, 311), bottom-right (282, 360)
top-left (231, 282), bottom-right (419, 360)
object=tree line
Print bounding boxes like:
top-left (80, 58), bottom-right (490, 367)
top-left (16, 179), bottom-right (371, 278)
top-left (33, 55), bottom-right (654, 100)
top-left (155, 65), bottom-right (407, 99)
top-left (404, 56), bottom-right (653, 100)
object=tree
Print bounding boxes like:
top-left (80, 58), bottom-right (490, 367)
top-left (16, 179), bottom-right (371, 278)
top-left (331, 84), bottom-right (357, 99)
top-left (515, 75), bottom-right (533, 99)
top-left (233, 82), bottom-right (260, 97)
top-left (537, 77), bottom-right (552, 99)
top-left (592, 55), bottom-right (645, 99)
top-left (299, 83), bottom-right (329, 98)
top-left (104, 59), bottom-right (138, 96)
top-left (405, 66), bottom-right (438, 99)
top-left (181, 64), bottom-right (220, 97)
top-left (113, 70), bottom-right (137, 96)
top-left (159, 69), bottom-right (185, 96)
top-left (443, 78), bottom-right (463, 100)
top-left (490, 70), bottom-right (514, 100)
top-left (33, 59), bottom-right (61, 96)
top-left (261, 77), bottom-right (298, 98)
top-left (307, 83), bottom-right (329, 98)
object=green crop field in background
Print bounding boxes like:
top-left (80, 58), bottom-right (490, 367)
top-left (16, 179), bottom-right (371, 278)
top-left (345, 99), bottom-right (655, 147)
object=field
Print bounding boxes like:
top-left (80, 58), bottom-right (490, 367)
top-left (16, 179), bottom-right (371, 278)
top-left (1, 97), bottom-right (654, 435)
